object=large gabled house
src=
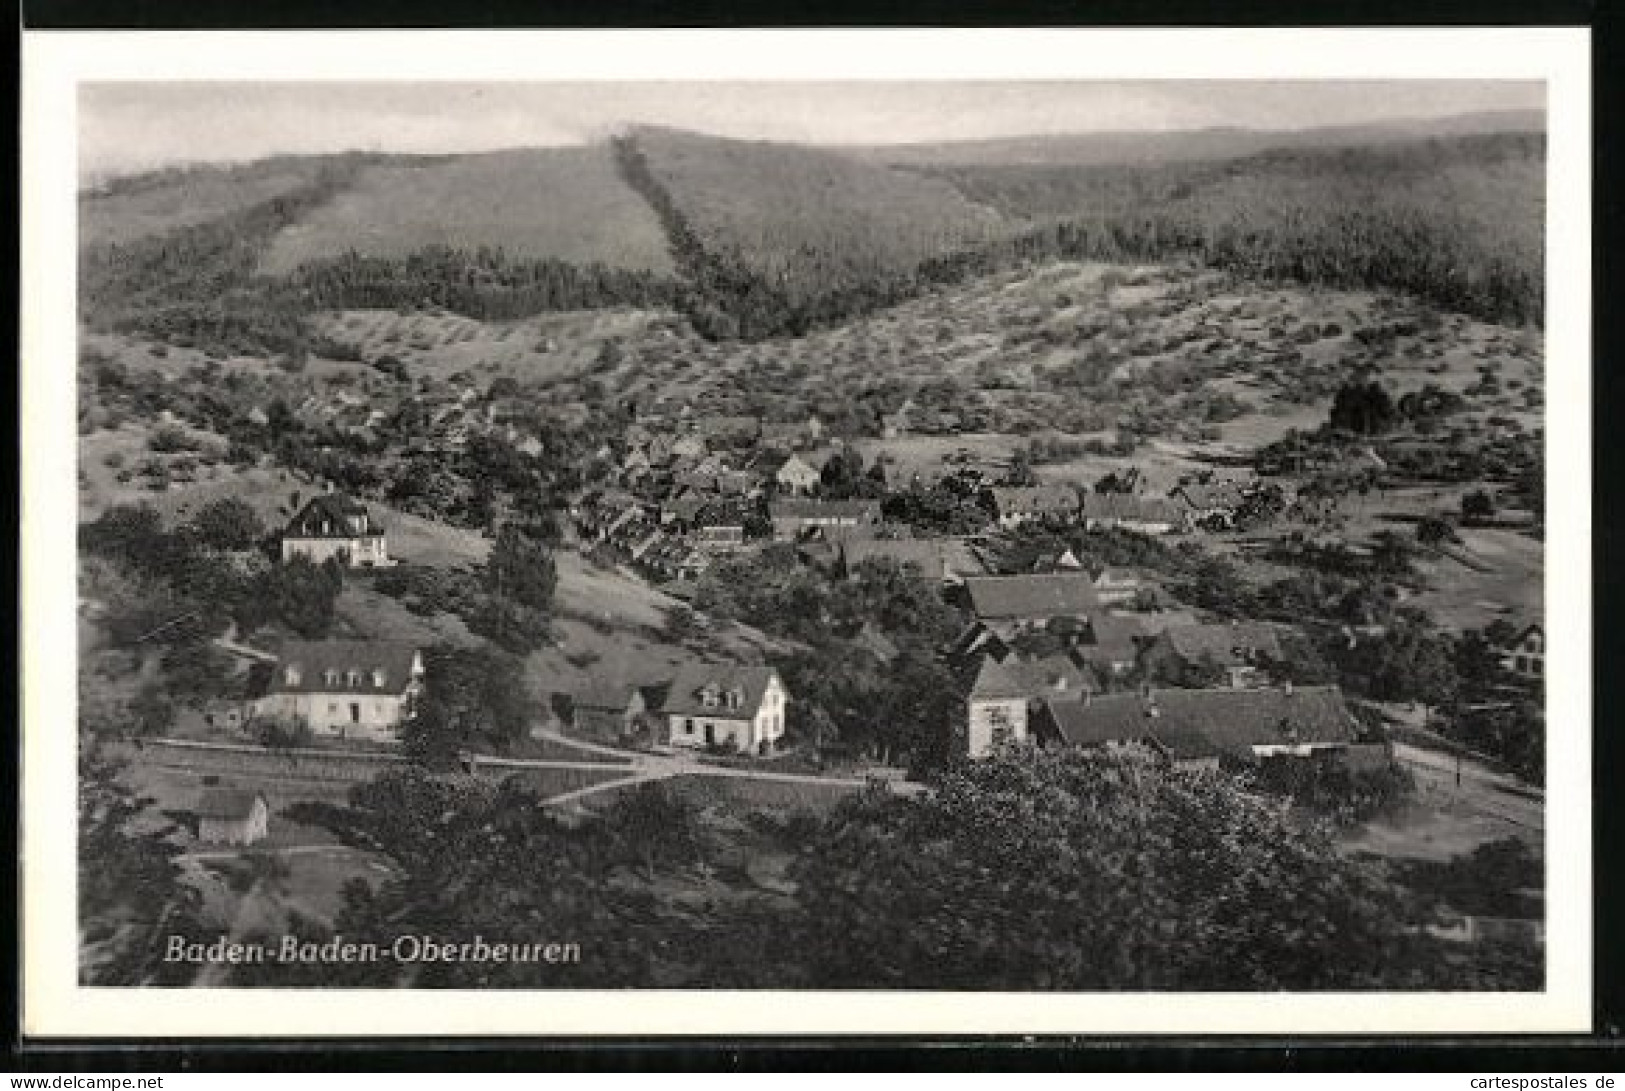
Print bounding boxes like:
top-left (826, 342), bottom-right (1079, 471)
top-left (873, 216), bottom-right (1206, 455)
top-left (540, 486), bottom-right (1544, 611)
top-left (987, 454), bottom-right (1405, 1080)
top-left (663, 663), bottom-right (789, 755)
top-left (252, 640), bottom-right (425, 742)
top-left (281, 490), bottom-right (393, 568)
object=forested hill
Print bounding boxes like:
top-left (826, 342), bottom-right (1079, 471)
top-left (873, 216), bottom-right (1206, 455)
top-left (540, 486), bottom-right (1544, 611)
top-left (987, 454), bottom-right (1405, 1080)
top-left (78, 118), bottom-right (1546, 358)
top-left (843, 108), bottom-right (1545, 168)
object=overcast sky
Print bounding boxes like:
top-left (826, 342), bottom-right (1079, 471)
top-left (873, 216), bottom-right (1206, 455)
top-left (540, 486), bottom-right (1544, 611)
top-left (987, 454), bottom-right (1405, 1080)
top-left (80, 80), bottom-right (1544, 178)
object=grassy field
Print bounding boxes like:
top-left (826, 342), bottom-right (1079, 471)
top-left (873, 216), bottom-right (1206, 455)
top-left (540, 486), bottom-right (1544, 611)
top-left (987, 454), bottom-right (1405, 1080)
top-left (80, 162), bottom-right (321, 249)
top-left (259, 147), bottom-right (678, 277)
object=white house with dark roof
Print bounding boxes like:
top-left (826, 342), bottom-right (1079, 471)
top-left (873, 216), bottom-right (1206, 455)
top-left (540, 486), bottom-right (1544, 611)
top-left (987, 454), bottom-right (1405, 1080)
top-left (252, 640), bottom-right (424, 742)
top-left (966, 655), bottom-right (1033, 758)
top-left (281, 490), bottom-right (393, 568)
top-left (662, 663), bottom-right (788, 755)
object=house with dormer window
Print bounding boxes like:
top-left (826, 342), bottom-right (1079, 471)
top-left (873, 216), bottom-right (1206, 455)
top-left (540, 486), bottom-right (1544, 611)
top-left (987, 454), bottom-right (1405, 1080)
top-left (281, 488), bottom-right (394, 568)
top-left (251, 640), bottom-right (424, 742)
top-left (662, 662), bottom-right (788, 755)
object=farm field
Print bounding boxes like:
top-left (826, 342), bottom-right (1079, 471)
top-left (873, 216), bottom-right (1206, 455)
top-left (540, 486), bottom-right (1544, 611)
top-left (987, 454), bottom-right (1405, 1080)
top-left (258, 147), bottom-right (679, 276)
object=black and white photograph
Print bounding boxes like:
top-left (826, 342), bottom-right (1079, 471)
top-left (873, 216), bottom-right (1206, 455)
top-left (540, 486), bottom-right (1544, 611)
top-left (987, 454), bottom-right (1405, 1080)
top-left (21, 28), bottom-right (1592, 1038)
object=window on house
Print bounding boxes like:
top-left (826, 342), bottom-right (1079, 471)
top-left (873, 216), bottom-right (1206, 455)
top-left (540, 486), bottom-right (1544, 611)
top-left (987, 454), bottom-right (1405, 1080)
top-left (285, 667), bottom-right (301, 685)
top-left (323, 669), bottom-right (340, 686)
top-left (1533, 658), bottom-right (1544, 677)
top-left (373, 669), bottom-right (387, 688)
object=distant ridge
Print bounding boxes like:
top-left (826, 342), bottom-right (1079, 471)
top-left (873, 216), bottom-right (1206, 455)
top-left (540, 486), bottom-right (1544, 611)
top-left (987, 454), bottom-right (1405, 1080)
top-left (841, 109), bottom-right (1547, 168)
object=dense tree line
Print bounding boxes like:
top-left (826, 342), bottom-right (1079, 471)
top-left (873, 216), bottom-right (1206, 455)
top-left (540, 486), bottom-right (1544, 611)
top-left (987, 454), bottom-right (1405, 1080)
top-left (212, 749), bottom-right (1536, 989)
top-left (921, 133), bottom-right (1544, 327)
top-left (286, 246), bottom-right (680, 320)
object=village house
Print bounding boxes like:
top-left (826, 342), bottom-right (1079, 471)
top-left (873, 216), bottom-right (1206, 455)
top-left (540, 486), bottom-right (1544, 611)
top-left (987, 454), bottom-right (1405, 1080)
top-left (965, 655), bottom-right (1032, 758)
top-left (960, 573), bottom-right (1103, 637)
top-left (758, 451), bottom-right (820, 496)
top-left (569, 678), bottom-right (666, 743)
top-left (1499, 620), bottom-right (1545, 682)
top-left (281, 489), bottom-right (393, 568)
top-left (252, 640), bottom-right (425, 742)
top-left (988, 485), bottom-right (1080, 529)
top-left (770, 499), bottom-right (882, 542)
top-left (663, 663), bottom-right (789, 755)
top-left (1081, 494), bottom-right (1184, 535)
top-left (195, 788), bottom-right (270, 847)
top-left (1137, 622), bottom-right (1284, 689)
top-left (1171, 480), bottom-right (1248, 529)
top-left (1031, 684), bottom-right (1364, 768)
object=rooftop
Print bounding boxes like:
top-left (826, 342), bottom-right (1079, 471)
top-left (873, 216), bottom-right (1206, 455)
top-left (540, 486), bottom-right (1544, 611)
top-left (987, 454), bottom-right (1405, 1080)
top-left (963, 573), bottom-right (1102, 621)
top-left (662, 662), bottom-right (780, 720)
top-left (1042, 685), bottom-right (1357, 757)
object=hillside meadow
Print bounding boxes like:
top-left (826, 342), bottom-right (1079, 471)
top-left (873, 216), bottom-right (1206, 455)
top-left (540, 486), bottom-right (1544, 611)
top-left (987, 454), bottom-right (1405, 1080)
top-left (258, 146), bottom-right (679, 277)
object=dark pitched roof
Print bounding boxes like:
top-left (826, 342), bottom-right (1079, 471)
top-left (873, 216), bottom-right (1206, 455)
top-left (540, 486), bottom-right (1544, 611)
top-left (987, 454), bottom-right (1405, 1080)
top-left (963, 574), bottom-right (1102, 620)
top-left (269, 640), bottom-right (421, 696)
top-left (285, 492), bottom-right (381, 539)
top-left (968, 655), bottom-right (1031, 701)
top-left (1160, 622), bottom-right (1283, 667)
top-left (1009, 655), bottom-right (1089, 695)
top-left (195, 788), bottom-right (266, 821)
top-left (661, 662), bottom-right (780, 719)
top-left (1042, 686), bottom-right (1356, 757)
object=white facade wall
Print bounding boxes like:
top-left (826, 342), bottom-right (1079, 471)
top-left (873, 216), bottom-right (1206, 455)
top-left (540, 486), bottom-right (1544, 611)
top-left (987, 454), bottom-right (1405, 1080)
top-left (967, 696), bottom-right (1028, 758)
top-left (282, 535), bottom-right (392, 568)
top-left (669, 678), bottom-right (788, 754)
top-left (254, 691), bottom-right (410, 742)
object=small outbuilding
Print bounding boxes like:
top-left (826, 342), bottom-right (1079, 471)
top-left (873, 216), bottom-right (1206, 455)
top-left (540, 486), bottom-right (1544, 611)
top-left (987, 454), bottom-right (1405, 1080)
top-left (195, 788), bottom-right (271, 847)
